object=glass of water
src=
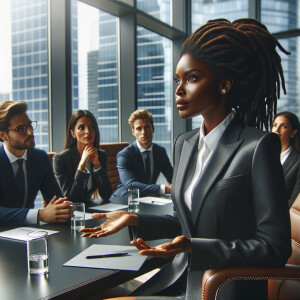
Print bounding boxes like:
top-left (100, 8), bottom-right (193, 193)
top-left (27, 231), bottom-right (49, 275)
top-left (128, 188), bottom-right (140, 213)
top-left (70, 202), bottom-right (85, 230)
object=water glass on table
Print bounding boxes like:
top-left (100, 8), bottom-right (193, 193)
top-left (70, 202), bottom-right (85, 230)
top-left (27, 231), bottom-right (49, 275)
top-left (128, 188), bottom-right (140, 213)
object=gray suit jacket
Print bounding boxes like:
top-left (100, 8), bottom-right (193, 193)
top-left (133, 116), bottom-right (291, 300)
top-left (283, 147), bottom-right (300, 207)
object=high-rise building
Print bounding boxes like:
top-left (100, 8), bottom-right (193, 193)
top-left (11, 0), bottom-right (49, 151)
top-left (11, 0), bottom-right (79, 151)
top-left (87, 11), bottom-right (119, 143)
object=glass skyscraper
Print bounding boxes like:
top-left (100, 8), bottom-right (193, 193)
top-left (11, 0), bottom-right (49, 151)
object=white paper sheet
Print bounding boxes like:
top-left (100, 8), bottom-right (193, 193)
top-left (91, 203), bottom-right (128, 212)
top-left (138, 197), bottom-right (172, 205)
top-left (63, 244), bottom-right (147, 271)
top-left (0, 227), bottom-right (59, 242)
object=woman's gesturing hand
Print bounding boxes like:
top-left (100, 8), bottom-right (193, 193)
top-left (79, 210), bottom-right (138, 238)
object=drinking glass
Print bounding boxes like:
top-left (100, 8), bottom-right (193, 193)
top-left (128, 188), bottom-right (140, 213)
top-left (70, 203), bottom-right (85, 230)
top-left (27, 231), bottom-right (49, 275)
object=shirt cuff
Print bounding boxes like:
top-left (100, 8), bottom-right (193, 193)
top-left (94, 165), bottom-right (102, 172)
top-left (159, 185), bottom-right (166, 195)
top-left (24, 208), bottom-right (39, 224)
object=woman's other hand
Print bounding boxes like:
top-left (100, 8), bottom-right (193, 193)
top-left (130, 235), bottom-right (191, 258)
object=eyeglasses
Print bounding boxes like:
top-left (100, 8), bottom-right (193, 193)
top-left (7, 121), bottom-right (37, 135)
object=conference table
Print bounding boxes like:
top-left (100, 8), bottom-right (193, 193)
top-left (0, 202), bottom-right (173, 300)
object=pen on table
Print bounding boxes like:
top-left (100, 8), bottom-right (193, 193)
top-left (85, 252), bottom-right (129, 259)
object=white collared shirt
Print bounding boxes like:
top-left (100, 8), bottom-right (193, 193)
top-left (3, 144), bottom-right (38, 224)
top-left (184, 111), bottom-right (236, 211)
top-left (280, 147), bottom-right (292, 165)
top-left (136, 141), bottom-right (165, 195)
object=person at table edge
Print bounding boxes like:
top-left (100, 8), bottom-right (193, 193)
top-left (0, 101), bottom-right (72, 226)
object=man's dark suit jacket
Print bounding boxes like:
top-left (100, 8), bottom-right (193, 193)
top-left (283, 147), bottom-right (300, 207)
top-left (132, 116), bottom-right (291, 300)
top-left (53, 147), bottom-right (112, 204)
top-left (110, 141), bottom-right (173, 202)
top-left (0, 145), bottom-right (63, 226)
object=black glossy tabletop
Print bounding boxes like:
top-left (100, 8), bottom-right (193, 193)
top-left (0, 202), bottom-right (173, 300)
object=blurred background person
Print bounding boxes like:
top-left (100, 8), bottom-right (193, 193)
top-left (53, 110), bottom-right (112, 206)
top-left (110, 109), bottom-right (173, 204)
top-left (272, 111), bottom-right (300, 207)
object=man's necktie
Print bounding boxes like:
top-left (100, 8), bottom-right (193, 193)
top-left (16, 159), bottom-right (25, 203)
top-left (144, 151), bottom-right (151, 184)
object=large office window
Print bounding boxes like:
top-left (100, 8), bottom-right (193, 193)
top-left (137, 26), bottom-right (172, 158)
top-left (0, 0), bottom-right (49, 151)
top-left (191, 0), bottom-right (248, 32)
top-left (261, 0), bottom-right (299, 32)
top-left (136, 0), bottom-right (171, 25)
top-left (261, 0), bottom-right (300, 116)
top-left (73, 1), bottom-right (119, 143)
top-left (275, 37), bottom-right (300, 116)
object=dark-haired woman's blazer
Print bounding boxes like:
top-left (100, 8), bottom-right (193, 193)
top-left (132, 115), bottom-right (291, 300)
top-left (283, 147), bottom-right (300, 207)
top-left (53, 147), bottom-right (112, 204)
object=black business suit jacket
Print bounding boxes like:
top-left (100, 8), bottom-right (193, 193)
top-left (110, 141), bottom-right (173, 200)
top-left (0, 145), bottom-right (63, 226)
top-left (133, 116), bottom-right (291, 300)
top-left (53, 147), bottom-right (112, 204)
top-left (283, 147), bottom-right (300, 207)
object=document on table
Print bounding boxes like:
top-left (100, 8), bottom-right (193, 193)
top-left (0, 227), bottom-right (59, 242)
top-left (138, 196), bottom-right (172, 205)
top-left (63, 244), bottom-right (147, 271)
top-left (91, 203), bottom-right (128, 212)
top-left (79, 212), bottom-right (93, 220)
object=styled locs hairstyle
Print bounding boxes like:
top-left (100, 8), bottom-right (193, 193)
top-left (274, 111), bottom-right (300, 153)
top-left (64, 110), bottom-right (100, 149)
top-left (181, 18), bottom-right (290, 130)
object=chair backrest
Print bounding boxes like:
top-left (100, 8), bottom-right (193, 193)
top-left (47, 142), bottom-right (129, 193)
top-left (99, 142), bottom-right (129, 192)
top-left (268, 192), bottom-right (300, 300)
top-left (288, 193), bottom-right (300, 265)
top-left (47, 152), bottom-right (56, 165)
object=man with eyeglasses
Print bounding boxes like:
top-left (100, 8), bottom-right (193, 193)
top-left (0, 101), bottom-right (72, 226)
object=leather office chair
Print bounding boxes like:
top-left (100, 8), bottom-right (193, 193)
top-left (105, 193), bottom-right (300, 300)
top-left (99, 142), bottom-right (129, 192)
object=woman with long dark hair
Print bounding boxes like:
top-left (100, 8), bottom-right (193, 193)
top-left (53, 110), bottom-right (112, 205)
top-left (80, 19), bottom-right (291, 300)
top-left (272, 111), bottom-right (300, 207)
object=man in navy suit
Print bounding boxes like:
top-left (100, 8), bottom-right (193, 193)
top-left (110, 109), bottom-right (173, 203)
top-left (0, 101), bottom-right (72, 226)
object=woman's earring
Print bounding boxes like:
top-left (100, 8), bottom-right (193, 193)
top-left (221, 89), bottom-right (226, 94)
